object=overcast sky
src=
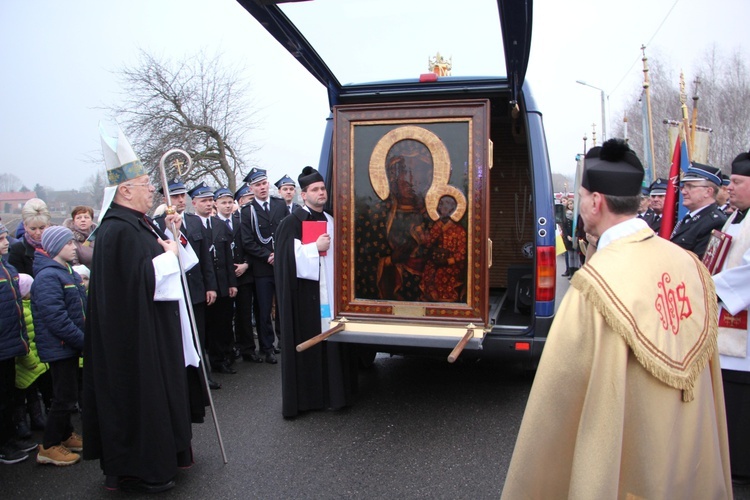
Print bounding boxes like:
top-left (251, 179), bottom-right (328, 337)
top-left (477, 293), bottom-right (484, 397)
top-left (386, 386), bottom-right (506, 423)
top-left (1, 0), bottom-right (745, 193)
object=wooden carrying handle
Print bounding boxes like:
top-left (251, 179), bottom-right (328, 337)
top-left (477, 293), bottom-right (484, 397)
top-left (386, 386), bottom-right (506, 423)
top-left (296, 323), bottom-right (346, 352)
top-left (447, 328), bottom-right (474, 363)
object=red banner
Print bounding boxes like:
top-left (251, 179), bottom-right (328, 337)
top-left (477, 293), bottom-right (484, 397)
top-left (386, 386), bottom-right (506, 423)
top-left (659, 137), bottom-right (682, 239)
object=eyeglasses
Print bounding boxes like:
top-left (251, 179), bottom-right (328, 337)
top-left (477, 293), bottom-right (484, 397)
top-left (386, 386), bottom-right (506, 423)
top-left (681, 184), bottom-right (712, 190)
top-left (125, 182), bottom-right (153, 189)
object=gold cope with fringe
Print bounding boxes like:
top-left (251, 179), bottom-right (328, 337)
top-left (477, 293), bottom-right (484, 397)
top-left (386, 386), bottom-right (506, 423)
top-left (573, 228), bottom-right (718, 402)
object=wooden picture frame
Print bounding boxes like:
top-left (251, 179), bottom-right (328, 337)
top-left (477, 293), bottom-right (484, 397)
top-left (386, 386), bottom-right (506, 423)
top-left (333, 100), bottom-right (490, 325)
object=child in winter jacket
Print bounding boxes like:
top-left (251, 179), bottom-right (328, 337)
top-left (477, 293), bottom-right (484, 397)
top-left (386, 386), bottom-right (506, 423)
top-left (14, 273), bottom-right (48, 439)
top-left (0, 223), bottom-right (35, 465)
top-left (31, 226), bottom-right (86, 466)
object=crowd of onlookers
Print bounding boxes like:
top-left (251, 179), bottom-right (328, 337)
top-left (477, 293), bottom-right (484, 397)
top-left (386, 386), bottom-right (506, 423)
top-left (0, 175), bottom-right (291, 466)
top-left (1, 198), bottom-right (92, 465)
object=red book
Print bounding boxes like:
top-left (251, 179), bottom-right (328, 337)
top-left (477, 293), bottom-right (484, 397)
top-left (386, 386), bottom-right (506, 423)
top-left (702, 229), bottom-right (732, 275)
top-left (719, 308), bottom-right (748, 330)
top-left (302, 220), bottom-right (328, 256)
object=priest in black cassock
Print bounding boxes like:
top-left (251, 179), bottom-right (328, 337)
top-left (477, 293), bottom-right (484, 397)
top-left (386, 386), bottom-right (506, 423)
top-left (274, 166), bottom-right (355, 418)
top-left (83, 126), bottom-right (197, 493)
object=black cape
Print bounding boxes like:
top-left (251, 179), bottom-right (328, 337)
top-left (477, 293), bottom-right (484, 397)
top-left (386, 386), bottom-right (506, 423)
top-left (83, 203), bottom-right (192, 482)
top-left (274, 207), bottom-right (355, 418)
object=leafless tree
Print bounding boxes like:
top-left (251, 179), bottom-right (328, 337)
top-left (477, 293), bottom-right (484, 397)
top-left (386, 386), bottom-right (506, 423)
top-left (552, 172), bottom-right (574, 193)
top-left (82, 171), bottom-right (106, 210)
top-left (613, 47), bottom-right (750, 179)
top-left (0, 173), bottom-right (23, 192)
top-left (109, 49), bottom-right (260, 193)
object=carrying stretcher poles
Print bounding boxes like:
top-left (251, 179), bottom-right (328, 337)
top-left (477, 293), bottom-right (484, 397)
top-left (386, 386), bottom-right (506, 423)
top-left (447, 326), bottom-right (475, 363)
top-left (296, 321), bottom-right (346, 352)
top-left (156, 149), bottom-right (228, 464)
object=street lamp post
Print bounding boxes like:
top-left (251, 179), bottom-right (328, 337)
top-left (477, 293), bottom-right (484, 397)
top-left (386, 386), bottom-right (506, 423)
top-left (576, 80), bottom-right (607, 142)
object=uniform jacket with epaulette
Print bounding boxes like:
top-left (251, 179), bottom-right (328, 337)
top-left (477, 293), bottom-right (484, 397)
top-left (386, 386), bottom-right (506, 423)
top-left (670, 202), bottom-right (727, 259)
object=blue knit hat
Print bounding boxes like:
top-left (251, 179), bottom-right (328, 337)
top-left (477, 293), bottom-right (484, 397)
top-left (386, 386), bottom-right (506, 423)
top-left (42, 226), bottom-right (74, 258)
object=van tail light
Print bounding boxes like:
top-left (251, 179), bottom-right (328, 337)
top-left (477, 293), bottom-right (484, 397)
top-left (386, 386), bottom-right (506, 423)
top-left (515, 342), bottom-right (531, 351)
top-left (536, 246), bottom-right (556, 302)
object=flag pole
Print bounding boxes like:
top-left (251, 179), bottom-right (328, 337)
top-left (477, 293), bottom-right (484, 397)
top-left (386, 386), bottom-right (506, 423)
top-left (690, 76), bottom-right (701, 152)
top-left (641, 45), bottom-right (657, 184)
top-left (156, 149), bottom-right (228, 464)
top-left (679, 72), bottom-right (693, 162)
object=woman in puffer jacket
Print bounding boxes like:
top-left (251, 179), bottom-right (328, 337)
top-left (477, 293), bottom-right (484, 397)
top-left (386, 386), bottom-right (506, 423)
top-left (14, 274), bottom-right (49, 439)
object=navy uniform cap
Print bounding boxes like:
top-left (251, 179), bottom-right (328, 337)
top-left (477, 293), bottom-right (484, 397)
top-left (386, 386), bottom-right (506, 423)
top-left (159, 177), bottom-right (187, 196)
top-left (649, 178), bottom-right (668, 196)
top-left (721, 173), bottom-right (730, 186)
top-left (234, 184), bottom-right (251, 201)
top-left (213, 187), bottom-right (233, 201)
top-left (274, 175), bottom-right (296, 190)
top-left (731, 150), bottom-right (750, 177)
top-left (243, 168), bottom-right (267, 185)
top-left (581, 139), bottom-right (644, 196)
top-left (187, 181), bottom-right (214, 199)
top-left (681, 162), bottom-right (722, 186)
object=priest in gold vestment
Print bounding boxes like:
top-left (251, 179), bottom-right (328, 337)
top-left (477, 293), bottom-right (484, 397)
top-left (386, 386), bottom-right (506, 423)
top-left (501, 139), bottom-right (732, 500)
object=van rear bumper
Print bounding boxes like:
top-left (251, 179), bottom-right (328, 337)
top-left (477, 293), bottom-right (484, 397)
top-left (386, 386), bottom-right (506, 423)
top-left (328, 331), bottom-right (483, 351)
top-left (480, 314), bottom-right (553, 362)
top-left (325, 314), bottom-right (553, 362)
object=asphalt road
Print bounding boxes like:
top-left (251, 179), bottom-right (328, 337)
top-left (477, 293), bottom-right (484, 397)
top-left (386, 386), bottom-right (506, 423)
top-left (1, 354), bottom-right (534, 499)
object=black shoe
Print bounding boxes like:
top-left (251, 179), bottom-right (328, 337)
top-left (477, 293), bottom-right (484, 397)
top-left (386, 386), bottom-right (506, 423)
top-left (113, 476), bottom-right (176, 494)
top-left (213, 362), bottom-right (236, 375)
top-left (208, 378), bottom-right (221, 390)
top-left (273, 347), bottom-right (281, 354)
top-left (264, 352), bottom-right (278, 364)
top-left (0, 443), bottom-right (29, 464)
top-left (231, 346), bottom-right (242, 360)
top-left (242, 352), bottom-right (264, 363)
top-left (733, 475), bottom-right (750, 486)
top-left (561, 271), bottom-right (570, 277)
top-left (12, 437), bottom-right (38, 453)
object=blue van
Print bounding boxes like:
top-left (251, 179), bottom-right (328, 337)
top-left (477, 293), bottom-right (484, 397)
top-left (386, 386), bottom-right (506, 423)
top-left (239, 0), bottom-right (556, 365)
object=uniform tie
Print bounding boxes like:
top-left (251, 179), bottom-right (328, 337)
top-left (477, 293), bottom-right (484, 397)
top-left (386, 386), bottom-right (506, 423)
top-left (263, 201), bottom-right (269, 214)
top-left (671, 213), bottom-right (691, 237)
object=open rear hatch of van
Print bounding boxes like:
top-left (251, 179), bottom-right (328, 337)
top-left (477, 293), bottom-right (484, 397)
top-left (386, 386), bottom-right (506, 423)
top-left (238, 0), bottom-right (555, 361)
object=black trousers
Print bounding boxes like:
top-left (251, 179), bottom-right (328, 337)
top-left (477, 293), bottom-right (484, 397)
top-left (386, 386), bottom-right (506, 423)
top-left (44, 356), bottom-right (78, 448)
top-left (0, 357), bottom-right (15, 444)
top-left (207, 295), bottom-right (235, 363)
top-left (253, 276), bottom-right (276, 354)
top-left (234, 282), bottom-right (257, 355)
top-left (722, 368), bottom-right (750, 477)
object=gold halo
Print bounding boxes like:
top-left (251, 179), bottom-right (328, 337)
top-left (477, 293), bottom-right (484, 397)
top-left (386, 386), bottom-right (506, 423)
top-left (368, 125), bottom-right (466, 221)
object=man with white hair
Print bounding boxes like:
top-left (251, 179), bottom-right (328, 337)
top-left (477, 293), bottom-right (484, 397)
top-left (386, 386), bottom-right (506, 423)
top-left (83, 126), bottom-right (196, 493)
